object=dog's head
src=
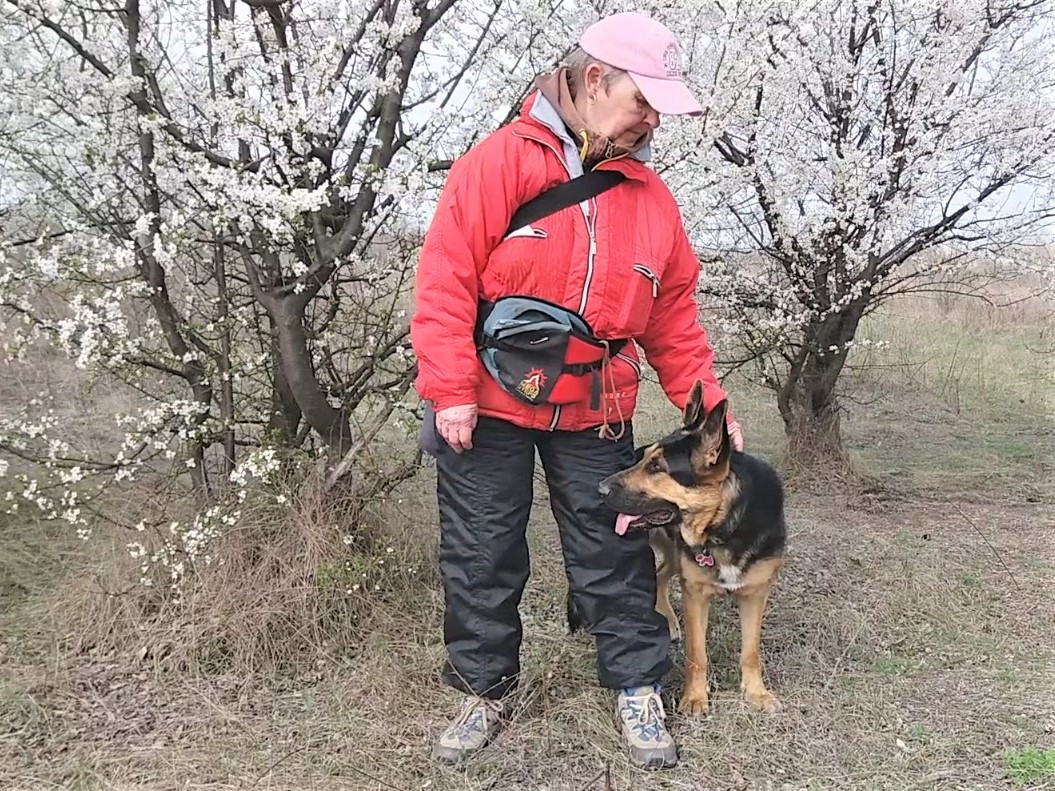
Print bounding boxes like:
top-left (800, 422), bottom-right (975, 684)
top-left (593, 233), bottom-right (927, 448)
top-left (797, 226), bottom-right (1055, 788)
top-left (599, 380), bottom-right (733, 544)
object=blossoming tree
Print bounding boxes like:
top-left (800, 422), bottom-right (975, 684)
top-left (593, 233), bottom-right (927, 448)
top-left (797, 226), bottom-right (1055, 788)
top-left (657, 0), bottom-right (1055, 464)
top-left (0, 3), bottom-right (574, 476)
top-left (0, 0), bottom-right (585, 589)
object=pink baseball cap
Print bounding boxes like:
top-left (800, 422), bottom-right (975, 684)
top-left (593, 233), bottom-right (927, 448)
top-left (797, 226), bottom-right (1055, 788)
top-left (579, 12), bottom-right (704, 117)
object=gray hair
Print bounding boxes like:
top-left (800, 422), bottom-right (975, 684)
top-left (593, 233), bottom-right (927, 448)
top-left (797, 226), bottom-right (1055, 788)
top-left (561, 45), bottom-right (626, 99)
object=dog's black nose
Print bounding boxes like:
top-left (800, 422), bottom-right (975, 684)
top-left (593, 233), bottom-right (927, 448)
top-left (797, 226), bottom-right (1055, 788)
top-left (598, 479), bottom-right (611, 496)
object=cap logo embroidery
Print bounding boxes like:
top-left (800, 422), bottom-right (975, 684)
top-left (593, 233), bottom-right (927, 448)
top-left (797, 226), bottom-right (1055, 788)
top-left (662, 43), bottom-right (681, 77)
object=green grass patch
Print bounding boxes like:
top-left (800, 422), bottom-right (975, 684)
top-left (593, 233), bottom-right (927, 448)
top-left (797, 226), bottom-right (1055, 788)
top-left (1004, 747), bottom-right (1055, 785)
top-left (642, 290), bottom-right (1054, 497)
top-left (855, 304), bottom-right (1053, 416)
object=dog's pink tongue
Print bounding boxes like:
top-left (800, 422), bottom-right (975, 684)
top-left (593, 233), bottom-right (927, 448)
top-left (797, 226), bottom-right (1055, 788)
top-left (614, 513), bottom-right (641, 536)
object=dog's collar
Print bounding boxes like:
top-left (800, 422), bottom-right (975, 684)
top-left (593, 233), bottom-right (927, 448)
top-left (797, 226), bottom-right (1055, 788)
top-left (691, 546), bottom-right (714, 567)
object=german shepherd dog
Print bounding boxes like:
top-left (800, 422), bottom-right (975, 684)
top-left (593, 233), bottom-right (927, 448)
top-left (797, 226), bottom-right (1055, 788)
top-left (582, 380), bottom-right (787, 715)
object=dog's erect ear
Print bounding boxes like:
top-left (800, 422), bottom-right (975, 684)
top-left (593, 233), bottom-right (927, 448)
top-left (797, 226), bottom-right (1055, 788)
top-left (682, 380), bottom-right (706, 431)
top-left (691, 398), bottom-right (729, 471)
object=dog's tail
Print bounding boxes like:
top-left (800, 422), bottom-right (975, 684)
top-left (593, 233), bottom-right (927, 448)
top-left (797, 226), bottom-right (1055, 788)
top-left (566, 589), bottom-right (585, 635)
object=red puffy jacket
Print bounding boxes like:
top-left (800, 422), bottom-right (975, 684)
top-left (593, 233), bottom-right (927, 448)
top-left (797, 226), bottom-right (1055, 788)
top-left (410, 92), bottom-right (727, 434)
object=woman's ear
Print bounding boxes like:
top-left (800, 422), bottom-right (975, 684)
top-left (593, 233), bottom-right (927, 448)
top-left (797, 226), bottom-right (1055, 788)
top-left (582, 62), bottom-right (605, 101)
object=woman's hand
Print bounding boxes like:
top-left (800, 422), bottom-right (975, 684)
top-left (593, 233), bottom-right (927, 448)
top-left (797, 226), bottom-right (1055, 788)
top-left (727, 415), bottom-right (745, 451)
top-left (435, 403), bottom-right (479, 453)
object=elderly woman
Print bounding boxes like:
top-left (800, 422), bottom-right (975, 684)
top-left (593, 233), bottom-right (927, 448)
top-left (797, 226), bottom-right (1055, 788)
top-left (409, 10), bottom-right (743, 770)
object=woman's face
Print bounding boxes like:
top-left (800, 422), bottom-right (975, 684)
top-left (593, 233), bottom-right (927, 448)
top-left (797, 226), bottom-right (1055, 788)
top-left (582, 65), bottom-right (661, 149)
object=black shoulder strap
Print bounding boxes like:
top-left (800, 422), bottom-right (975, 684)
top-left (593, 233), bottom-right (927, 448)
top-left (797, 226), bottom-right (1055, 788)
top-left (505, 170), bottom-right (626, 237)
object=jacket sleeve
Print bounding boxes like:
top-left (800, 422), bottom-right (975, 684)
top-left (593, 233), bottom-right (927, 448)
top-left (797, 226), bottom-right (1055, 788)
top-left (636, 221), bottom-right (729, 414)
top-left (409, 133), bottom-right (523, 411)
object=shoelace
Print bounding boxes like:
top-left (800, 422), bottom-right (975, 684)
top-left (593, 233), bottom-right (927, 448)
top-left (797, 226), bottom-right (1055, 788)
top-left (621, 690), bottom-right (669, 743)
top-left (630, 691), bottom-right (666, 724)
top-left (450, 697), bottom-right (501, 736)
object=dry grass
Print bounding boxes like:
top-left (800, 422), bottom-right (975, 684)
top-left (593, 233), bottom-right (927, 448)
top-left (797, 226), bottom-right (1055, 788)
top-left (2, 285), bottom-right (1055, 790)
top-left (14, 473), bottom-right (439, 679)
top-left (2, 494), bottom-right (1052, 790)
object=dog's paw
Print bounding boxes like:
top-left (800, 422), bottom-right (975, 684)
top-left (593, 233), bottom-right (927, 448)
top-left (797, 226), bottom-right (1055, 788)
top-left (678, 691), bottom-right (710, 717)
top-left (745, 690), bottom-right (782, 713)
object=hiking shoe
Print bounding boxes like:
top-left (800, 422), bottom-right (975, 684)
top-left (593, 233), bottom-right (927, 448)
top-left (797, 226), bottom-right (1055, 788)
top-left (432, 695), bottom-right (505, 764)
top-left (615, 685), bottom-right (678, 769)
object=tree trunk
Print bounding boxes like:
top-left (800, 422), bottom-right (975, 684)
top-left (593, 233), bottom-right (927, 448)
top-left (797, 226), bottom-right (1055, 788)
top-left (267, 314), bottom-right (302, 448)
top-left (778, 305), bottom-right (866, 474)
top-left (127, 0), bottom-right (213, 496)
top-left (213, 237), bottom-right (236, 475)
top-left (274, 303), bottom-right (352, 455)
top-left (781, 357), bottom-right (850, 471)
top-left (208, 0), bottom-right (236, 476)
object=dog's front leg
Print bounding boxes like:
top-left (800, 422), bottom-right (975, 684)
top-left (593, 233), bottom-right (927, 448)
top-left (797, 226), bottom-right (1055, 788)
top-left (650, 531), bottom-right (680, 641)
top-left (678, 565), bottom-right (712, 716)
top-left (736, 569), bottom-right (782, 713)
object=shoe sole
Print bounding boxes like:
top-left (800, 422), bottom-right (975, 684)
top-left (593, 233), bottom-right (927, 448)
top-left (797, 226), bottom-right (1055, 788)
top-left (431, 744), bottom-right (470, 765)
top-left (630, 749), bottom-right (678, 770)
top-left (431, 728), bottom-right (502, 765)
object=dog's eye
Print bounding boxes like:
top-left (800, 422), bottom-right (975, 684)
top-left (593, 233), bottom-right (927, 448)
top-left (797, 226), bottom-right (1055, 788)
top-left (645, 458), bottom-right (664, 475)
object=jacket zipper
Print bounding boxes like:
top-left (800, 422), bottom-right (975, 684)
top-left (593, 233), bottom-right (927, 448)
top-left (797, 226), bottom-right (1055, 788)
top-left (616, 352), bottom-right (641, 379)
top-left (514, 130), bottom-right (627, 319)
top-left (578, 213), bottom-right (598, 314)
top-left (512, 131), bottom-right (574, 431)
top-left (549, 406), bottom-right (561, 431)
top-left (512, 130), bottom-right (627, 431)
top-left (579, 154), bottom-right (628, 315)
top-left (633, 263), bottom-right (661, 298)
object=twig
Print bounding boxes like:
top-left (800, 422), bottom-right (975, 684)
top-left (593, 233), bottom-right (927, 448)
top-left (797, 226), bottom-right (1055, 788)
top-left (954, 505), bottom-right (1021, 592)
top-left (342, 764), bottom-right (412, 791)
top-left (322, 404), bottom-right (397, 490)
top-left (579, 762), bottom-right (614, 791)
top-left (253, 743), bottom-right (308, 784)
top-left (822, 618), bottom-right (867, 690)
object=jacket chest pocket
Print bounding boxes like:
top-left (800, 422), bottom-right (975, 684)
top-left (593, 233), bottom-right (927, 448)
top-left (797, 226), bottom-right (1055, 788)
top-left (613, 255), bottom-right (667, 337)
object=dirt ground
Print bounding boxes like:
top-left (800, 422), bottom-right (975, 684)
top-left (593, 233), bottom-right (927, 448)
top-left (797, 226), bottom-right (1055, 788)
top-left (2, 293), bottom-right (1054, 790)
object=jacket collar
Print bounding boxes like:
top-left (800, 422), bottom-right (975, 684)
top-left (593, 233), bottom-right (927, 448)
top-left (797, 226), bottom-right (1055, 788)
top-left (514, 92), bottom-right (653, 180)
top-left (527, 91), bottom-right (653, 164)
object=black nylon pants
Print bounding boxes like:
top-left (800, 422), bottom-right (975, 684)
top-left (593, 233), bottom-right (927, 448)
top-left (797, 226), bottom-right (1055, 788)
top-left (433, 415), bottom-right (671, 700)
